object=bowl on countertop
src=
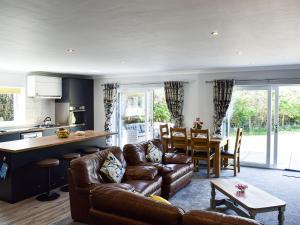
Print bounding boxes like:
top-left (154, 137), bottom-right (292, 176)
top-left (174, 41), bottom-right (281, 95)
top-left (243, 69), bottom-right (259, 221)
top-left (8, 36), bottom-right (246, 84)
top-left (56, 128), bottom-right (70, 138)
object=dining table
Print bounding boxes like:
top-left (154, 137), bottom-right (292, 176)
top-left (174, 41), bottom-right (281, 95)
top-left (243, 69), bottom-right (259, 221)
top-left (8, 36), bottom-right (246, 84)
top-left (161, 134), bottom-right (230, 178)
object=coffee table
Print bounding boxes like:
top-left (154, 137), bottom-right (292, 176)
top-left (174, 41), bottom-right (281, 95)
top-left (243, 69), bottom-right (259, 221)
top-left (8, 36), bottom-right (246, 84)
top-left (210, 178), bottom-right (286, 225)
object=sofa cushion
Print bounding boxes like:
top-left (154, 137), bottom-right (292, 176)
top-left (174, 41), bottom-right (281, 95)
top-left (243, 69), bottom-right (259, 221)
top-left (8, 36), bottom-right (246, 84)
top-left (123, 142), bottom-right (148, 165)
top-left (124, 166), bottom-right (158, 181)
top-left (126, 176), bottom-right (162, 196)
top-left (70, 146), bottom-right (125, 188)
top-left (182, 210), bottom-right (260, 225)
top-left (146, 142), bottom-right (163, 163)
top-left (163, 164), bottom-right (193, 185)
top-left (90, 185), bottom-right (183, 225)
top-left (164, 153), bottom-right (192, 164)
top-left (100, 152), bottom-right (126, 183)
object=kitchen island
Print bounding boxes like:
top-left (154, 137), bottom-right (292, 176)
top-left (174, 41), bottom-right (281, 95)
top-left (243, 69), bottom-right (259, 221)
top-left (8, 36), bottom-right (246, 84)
top-left (0, 130), bottom-right (114, 203)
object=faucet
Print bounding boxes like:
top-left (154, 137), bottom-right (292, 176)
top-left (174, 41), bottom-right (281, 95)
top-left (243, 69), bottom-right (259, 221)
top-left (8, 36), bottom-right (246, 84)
top-left (43, 117), bottom-right (52, 125)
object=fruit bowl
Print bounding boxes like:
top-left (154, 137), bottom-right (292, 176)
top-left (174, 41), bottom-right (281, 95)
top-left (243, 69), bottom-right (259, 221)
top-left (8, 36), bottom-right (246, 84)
top-left (235, 183), bottom-right (248, 192)
top-left (56, 128), bottom-right (70, 138)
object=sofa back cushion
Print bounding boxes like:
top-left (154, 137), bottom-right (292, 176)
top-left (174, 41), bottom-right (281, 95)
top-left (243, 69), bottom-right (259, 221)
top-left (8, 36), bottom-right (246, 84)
top-left (90, 185), bottom-right (183, 225)
top-left (182, 210), bottom-right (261, 225)
top-left (70, 146), bottom-right (126, 188)
top-left (123, 139), bottom-right (163, 165)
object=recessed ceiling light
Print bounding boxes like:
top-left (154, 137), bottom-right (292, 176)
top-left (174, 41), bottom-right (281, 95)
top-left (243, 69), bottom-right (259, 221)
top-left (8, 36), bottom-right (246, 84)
top-left (211, 31), bottom-right (219, 36)
top-left (237, 51), bottom-right (243, 55)
top-left (121, 61), bottom-right (126, 64)
top-left (67, 49), bottom-right (75, 53)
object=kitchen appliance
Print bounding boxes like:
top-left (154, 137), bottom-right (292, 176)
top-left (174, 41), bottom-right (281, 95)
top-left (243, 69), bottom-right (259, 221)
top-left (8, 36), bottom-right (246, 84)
top-left (21, 132), bottom-right (43, 139)
top-left (69, 106), bottom-right (86, 125)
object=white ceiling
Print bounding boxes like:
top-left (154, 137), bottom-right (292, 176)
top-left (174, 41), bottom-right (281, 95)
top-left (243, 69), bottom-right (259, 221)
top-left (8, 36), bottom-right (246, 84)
top-left (0, 0), bottom-right (300, 76)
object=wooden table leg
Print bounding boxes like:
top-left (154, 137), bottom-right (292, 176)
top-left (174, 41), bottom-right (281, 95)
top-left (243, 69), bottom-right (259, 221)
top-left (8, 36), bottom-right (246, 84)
top-left (223, 139), bottom-right (229, 167)
top-left (278, 206), bottom-right (285, 225)
top-left (214, 143), bottom-right (221, 177)
top-left (249, 210), bottom-right (256, 220)
top-left (210, 183), bottom-right (216, 209)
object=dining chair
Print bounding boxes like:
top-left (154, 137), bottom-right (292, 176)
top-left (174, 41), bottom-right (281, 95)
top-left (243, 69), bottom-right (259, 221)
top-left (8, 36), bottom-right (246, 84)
top-left (170, 127), bottom-right (188, 155)
top-left (160, 124), bottom-right (171, 152)
top-left (190, 129), bottom-right (215, 178)
top-left (221, 128), bottom-right (243, 176)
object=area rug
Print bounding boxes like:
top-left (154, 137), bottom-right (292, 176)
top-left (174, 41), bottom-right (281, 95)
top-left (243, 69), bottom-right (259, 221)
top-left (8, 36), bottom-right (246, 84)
top-left (54, 167), bottom-right (300, 225)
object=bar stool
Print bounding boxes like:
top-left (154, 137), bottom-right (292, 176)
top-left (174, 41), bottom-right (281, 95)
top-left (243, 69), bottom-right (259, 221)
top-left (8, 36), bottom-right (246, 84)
top-left (61, 153), bottom-right (80, 192)
top-left (36, 158), bottom-right (60, 201)
top-left (82, 147), bottom-right (100, 155)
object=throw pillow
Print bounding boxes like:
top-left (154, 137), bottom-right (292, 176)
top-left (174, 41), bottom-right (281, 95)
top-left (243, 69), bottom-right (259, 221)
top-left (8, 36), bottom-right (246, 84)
top-left (100, 152), bottom-right (125, 183)
top-left (150, 195), bottom-right (172, 205)
top-left (146, 142), bottom-right (162, 163)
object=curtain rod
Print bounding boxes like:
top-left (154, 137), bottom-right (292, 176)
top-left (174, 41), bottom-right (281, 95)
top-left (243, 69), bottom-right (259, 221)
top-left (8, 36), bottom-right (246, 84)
top-left (205, 78), bottom-right (300, 83)
top-left (101, 81), bottom-right (190, 86)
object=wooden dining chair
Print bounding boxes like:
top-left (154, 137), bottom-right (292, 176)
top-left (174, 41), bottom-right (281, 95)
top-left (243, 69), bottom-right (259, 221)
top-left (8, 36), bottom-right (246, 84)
top-left (160, 124), bottom-right (171, 153)
top-left (170, 127), bottom-right (188, 155)
top-left (160, 124), bottom-right (169, 137)
top-left (221, 128), bottom-right (243, 176)
top-left (190, 129), bottom-right (215, 178)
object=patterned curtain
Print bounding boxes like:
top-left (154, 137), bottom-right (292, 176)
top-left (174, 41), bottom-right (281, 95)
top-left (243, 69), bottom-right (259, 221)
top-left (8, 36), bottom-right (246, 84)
top-left (164, 81), bottom-right (184, 127)
top-left (103, 83), bottom-right (119, 145)
top-left (213, 80), bottom-right (234, 135)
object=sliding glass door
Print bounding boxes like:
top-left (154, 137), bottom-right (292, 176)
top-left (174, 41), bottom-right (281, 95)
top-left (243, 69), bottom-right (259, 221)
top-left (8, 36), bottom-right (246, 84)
top-left (228, 86), bottom-right (271, 167)
top-left (229, 84), bottom-right (300, 169)
top-left (118, 90), bottom-right (153, 147)
top-left (275, 86), bottom-right (300, 170)
top-left (117, 87), bottom-right (171, 147)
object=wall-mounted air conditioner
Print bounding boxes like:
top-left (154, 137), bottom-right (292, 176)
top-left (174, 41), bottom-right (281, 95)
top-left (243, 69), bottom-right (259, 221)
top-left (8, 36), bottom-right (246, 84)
top-left (27, 75), bottom-right (62, 99)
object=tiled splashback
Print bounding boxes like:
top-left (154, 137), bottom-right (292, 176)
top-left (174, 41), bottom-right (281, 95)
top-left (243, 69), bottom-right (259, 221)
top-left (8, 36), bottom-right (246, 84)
top-left (25, 98), bottom-right (55, 125)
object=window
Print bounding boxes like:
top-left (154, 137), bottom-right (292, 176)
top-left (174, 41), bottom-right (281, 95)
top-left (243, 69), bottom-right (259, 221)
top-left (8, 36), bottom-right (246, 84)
top-left (0, 87), bottom-right (25, 126)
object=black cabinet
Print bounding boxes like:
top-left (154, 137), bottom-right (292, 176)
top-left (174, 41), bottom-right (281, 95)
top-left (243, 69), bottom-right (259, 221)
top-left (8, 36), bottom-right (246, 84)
top-left (0, 133), bottom-right (20, 142)
top-left (56, 78), bottom-right (94, 130)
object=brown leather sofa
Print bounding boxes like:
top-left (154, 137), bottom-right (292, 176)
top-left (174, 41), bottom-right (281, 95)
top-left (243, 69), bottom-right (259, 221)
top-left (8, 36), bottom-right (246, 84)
top-left (68, 146), bottom-right (162, 223)
top-left (123, 139), bottom-right (194, 199)
top-left (89, 185), bottom-right (261, 225)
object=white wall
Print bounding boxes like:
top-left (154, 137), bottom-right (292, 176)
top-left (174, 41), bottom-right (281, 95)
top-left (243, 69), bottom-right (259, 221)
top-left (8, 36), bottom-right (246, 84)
top-left (0, 71), bottom-right (55, 126)
top-left (94, 69), bottom-right (300, 132)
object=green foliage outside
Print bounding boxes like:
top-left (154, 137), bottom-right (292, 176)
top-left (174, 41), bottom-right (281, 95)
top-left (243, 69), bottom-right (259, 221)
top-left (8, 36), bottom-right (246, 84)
top-left (230, 88), bottom-right (300, 136)
top-left (153, 101), bottom-right (171, 123)
top-left (0, 94), bottom-right (14, 121)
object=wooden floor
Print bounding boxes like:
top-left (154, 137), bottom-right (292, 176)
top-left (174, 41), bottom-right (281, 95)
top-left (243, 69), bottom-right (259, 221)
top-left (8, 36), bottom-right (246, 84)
top-left (0, 190), bottom-right (72, 225)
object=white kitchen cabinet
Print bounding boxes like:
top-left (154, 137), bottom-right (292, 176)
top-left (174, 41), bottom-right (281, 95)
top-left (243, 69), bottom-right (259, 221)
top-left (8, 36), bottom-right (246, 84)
top-left (27, 75), bottom-right (62, 99)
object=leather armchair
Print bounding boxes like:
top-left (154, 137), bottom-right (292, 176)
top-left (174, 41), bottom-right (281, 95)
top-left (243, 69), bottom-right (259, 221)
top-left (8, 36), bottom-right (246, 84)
top-left (68, 146), bottom-right (161, 223)
top-left (123, 139), bottom-right (194, 199)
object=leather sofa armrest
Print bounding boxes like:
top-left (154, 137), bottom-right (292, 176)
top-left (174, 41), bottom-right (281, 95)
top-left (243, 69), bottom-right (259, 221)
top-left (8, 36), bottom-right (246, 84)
top-left (182, 210), bottom-right (261, 225)
top-left (164, 153), bottom-right (192, 164)
top-left (124, 166), bottom-right (158, 181)
top-left (90, 186), bottom-right (183, 225)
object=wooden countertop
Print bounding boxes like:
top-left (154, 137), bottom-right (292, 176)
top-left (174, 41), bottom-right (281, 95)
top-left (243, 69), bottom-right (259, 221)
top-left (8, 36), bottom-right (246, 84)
top-left (0, 130), bottom-right (115, 153)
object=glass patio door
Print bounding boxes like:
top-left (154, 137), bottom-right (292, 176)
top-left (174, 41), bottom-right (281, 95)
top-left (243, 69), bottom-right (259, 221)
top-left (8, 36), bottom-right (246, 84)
top-left (274, 85), bottom-right (300, 170)
top-left (228, 86), bottom-right (272, 167)
top-left (118, 89), bottom-right (153, 147)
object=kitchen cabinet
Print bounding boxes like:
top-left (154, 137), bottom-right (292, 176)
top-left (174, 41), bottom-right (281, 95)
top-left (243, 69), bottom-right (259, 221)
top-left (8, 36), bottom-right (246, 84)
top-left (27, 75), bottom-right (62, 99)
top-left (56, 78), bottom-right (94, 130)
top-left (0, 133), bottom-right (21, 142)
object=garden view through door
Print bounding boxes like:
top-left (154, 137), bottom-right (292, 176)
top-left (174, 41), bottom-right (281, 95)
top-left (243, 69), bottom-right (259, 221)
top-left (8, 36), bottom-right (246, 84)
top-left (276, 86), bottom-right (300, 170)
top-left (118, 88), bottom-right (171, 147)
top-left (228, 87), bottom-right (270, 166)
top-left (229, 85), bottom-right (300, 170)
